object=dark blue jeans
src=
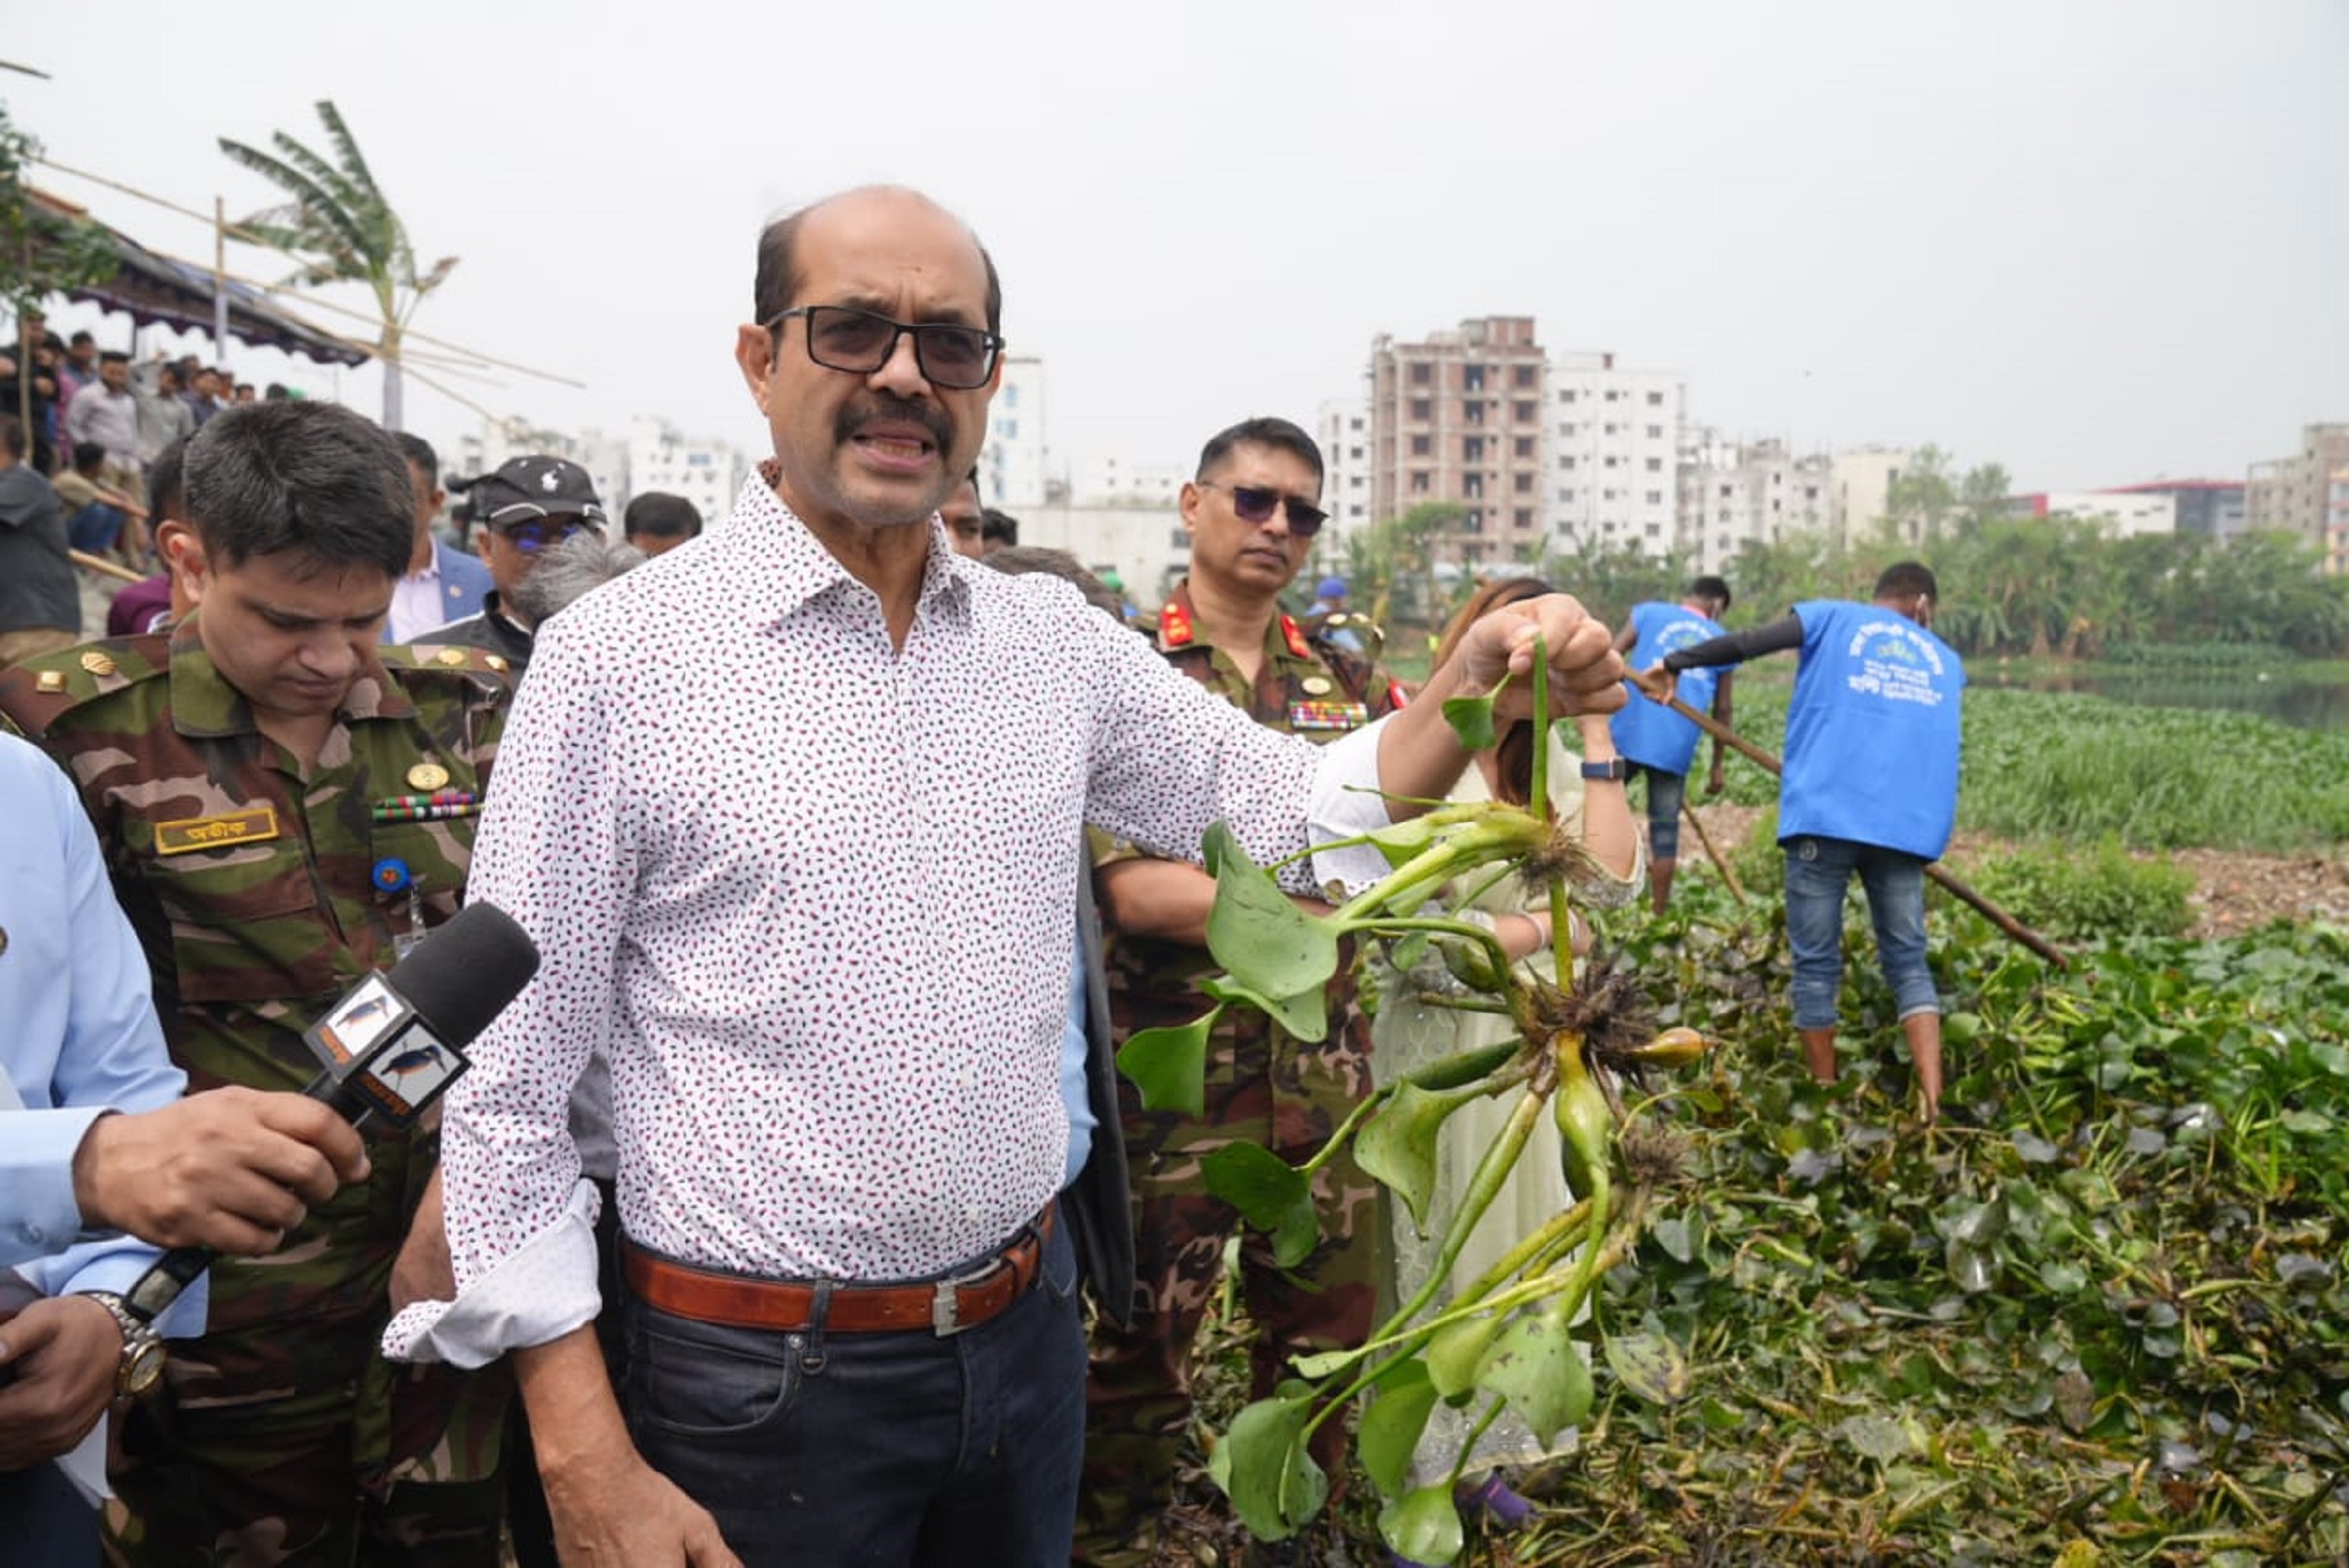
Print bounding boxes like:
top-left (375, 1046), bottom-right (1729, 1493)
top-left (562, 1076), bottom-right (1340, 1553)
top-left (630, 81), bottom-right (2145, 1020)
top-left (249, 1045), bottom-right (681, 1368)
top-left (66, 502), bottom-right (125, 554)
top-left (0, 1454), bottom-right (99, 1566)
top-left (623, 1213), bottom-right (1084, 1567)
top-left (1782, 834), bottom-right (1938, 1031)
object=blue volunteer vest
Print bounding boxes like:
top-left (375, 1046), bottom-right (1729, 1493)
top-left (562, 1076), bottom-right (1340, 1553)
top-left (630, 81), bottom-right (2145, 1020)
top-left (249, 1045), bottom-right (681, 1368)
top-left (1611, 601), bottom-right (1726, 775)
top-left (1780, 599), bottom-right (1965, 860)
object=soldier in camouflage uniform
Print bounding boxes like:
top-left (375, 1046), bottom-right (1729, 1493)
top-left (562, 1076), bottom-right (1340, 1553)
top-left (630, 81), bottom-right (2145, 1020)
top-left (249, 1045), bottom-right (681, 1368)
top-left (0, 401), bottom-right (517, 1567)
top-left (1078, 418), bottom-right (1409, 1565)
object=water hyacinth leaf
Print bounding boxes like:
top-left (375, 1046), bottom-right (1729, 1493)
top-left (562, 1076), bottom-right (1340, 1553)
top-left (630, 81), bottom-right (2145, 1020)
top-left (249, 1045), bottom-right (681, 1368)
top-left (1427, 1312), bottom-right (1508, 1401)
top-left (1201, 1143), bottom-right (1320, 1267)
top-left (1289, 1346), bottom-right (1362, 1381)
top-left (1441, 692), bottom-right (1500, 751)
top-left (1651, 1216), bottom-right (1696, 1265)
top-left (1604, 1328), bottom-right (1692, 1405)
top-left (1357, 1080), bottom-right (1485, 1232)
top-left (1202, 974), bottom-right (1327, 1049)
top-left (1114, 1007), bottom-right (1221, 1117)
top-left (1357, 1358), bottom-right (1439, 1498)
top-left (1943, 1198), bottom-right (2007, 1295)
top-left (1201, 825), bottom-right (1339, 1040)
top-left (1377, 1485), bottom-right (1466, 1565)
top-left (2010, 1129), bottom-right (2062, 1165)
top-left (1475, 1303), bottom-right (1594, 1445)
top-left (1363, 812), bottom-right (1448, 869)
top-left (1834, 1413), bottom-right (1918, 1465)
top-left (1218, 1390), bottom-right (1327, 1541)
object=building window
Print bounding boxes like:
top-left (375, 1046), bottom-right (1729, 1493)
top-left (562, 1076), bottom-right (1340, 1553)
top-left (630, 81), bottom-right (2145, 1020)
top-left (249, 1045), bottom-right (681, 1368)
top-left (1410, 433), bottom-right (1432, 457)
top-left (1514, 436), bottom-right (1535, 458)
top-left (1003, 385), bottom-right (1019, 408)
top-left (1464, 365), bottom-right (1487, 392)
top-left (1646, 458), bottom-right (1662, 472)
top-left (1515, 507), bottom-right (1534, 528)
top-left (1558, 487), bottom-right (1576, 503)
top-left (1464, 474), bottom-right (1485, 499)
top-left (1646, 522), bottom-right (1662, 537)
top-left (1558, 390), bottom-right (1577, 404)
top-left (1513, 365), bottom-right (1539, 389)
top-left (1604, 456), bottom-right (1620, 469)
top-left (1465, 401), bottom-right (1486, 426)
top-left (1410, 471), bottom-right (1431, 493)
top-left (1719, 483), bottom-right (1733, 497)
top-left (1515, 472), bottom-right (1533, 493)
top-left (1558, 423), bottom-right (1577, 437)
top-left (1410, 363), bottom-right (1432, 385)
top-left (1513, 400), bottom-right (1536, 422)
top-left (1560, 456), bottom-right (1577, 470)
top-left (1646, 425), bottom-right (1662, 438)
top-left (1464, 436), bottom-right (1486, 461)
top-left (1604, 390), bottom-right (1621, 402)
top-left (1646, 391), bottom-right (1663, 406)
top-left (1646, 490), bottom-right (1662, 504)
top-left (1410, 397), bottom-right (1433, 421)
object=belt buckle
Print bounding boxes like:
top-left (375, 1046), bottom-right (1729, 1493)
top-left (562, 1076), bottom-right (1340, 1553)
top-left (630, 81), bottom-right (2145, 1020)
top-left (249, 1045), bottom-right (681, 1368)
top-left (930, 1265), bottom-right (989, 1337)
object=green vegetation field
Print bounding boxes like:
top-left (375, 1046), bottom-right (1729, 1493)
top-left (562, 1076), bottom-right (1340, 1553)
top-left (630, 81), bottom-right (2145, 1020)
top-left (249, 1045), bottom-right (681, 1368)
top-left (1181, 691), bottom-right (2346, 1566)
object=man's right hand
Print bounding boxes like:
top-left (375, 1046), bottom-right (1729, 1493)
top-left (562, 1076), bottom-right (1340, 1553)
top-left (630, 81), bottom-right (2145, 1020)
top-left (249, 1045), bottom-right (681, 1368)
top-left (1631, 664), bottom-right (1677, 706)
top-left (70, 1087), bottom-right (371, 1254)
top-left (543, 1449), bottom-right (742, 1568)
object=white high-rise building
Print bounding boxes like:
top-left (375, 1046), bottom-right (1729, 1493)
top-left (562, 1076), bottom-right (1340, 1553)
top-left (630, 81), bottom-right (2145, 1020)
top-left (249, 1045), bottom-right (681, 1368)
top-left (1316, 396), bottom-right (1374, 542)
top-left (1071, 453), bottom-right (1185, 508)
top-left (984, 355), bottom-right (1051, 508)
top-left (1828, 447), bottom-right (1910, 545)
top-left (1544, 351), bottom-right (1683, 559)
top-left (627, 414), bottom-right (746, 530)
top-left (1677, 433), bottom-right (1832, 574)
top-left (451, 422), bottom-right (630, 525)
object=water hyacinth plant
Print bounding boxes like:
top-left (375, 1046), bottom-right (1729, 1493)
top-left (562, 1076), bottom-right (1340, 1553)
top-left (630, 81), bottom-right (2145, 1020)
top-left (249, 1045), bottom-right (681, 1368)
top-left (1115, 645), bottom-right (1713, 1562)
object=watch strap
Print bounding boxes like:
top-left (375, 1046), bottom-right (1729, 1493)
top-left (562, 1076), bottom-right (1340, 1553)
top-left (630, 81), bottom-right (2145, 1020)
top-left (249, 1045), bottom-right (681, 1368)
top-left (1579, 756), bottom-right (1629, 782)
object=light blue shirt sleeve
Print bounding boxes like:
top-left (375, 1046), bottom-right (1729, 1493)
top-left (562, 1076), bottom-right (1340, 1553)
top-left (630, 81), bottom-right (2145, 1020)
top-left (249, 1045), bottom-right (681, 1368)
top-left (0, 734), bottom-right (205, 1332)
top-left (1059, 934), bottom-right (1096, 1187)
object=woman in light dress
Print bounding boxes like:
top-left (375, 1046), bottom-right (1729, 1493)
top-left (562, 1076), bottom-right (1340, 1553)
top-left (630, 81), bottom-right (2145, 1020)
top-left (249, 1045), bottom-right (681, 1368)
top-left (1366, 576), bottom-right (1643, 1532)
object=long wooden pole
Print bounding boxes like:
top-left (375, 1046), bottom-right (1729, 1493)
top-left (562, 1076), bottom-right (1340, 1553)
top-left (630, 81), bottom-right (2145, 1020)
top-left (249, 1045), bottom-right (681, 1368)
top-left (1656, 690), bottom-right (2069, 969)
top-left (70, 549), bottom-right (145, 583)
top-left (1678, 796), bottom-right (1747, 907)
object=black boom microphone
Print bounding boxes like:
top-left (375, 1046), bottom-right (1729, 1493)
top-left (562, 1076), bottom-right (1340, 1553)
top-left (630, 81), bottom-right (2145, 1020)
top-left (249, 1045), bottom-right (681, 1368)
top-left (121, 901), bottom-right (540, 1326)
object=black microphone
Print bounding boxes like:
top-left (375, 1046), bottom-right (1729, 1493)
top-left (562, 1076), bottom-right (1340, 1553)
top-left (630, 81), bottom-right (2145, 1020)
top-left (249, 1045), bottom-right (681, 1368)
top-left (121, 901), bottom-right (540, 1325)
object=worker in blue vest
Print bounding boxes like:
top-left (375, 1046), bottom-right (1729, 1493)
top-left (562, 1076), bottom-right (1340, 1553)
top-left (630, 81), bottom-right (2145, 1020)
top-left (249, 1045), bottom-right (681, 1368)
top-left (1634, 562), bottom-right (1961, 1121)
top-left (1610, 575), bottom-right (1734, 911)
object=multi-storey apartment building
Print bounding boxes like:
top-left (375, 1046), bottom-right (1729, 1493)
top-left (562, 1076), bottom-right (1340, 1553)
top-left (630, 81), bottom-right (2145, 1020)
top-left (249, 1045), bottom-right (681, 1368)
top-left (1543, 351), bottom-right (1682, 560)
top-left (1675, 433), bottom-right (1831, 574)
top-left (1369, 317), bottom-right (1549, 569)
top-left (2246, 423), bottom-right (2349, 550)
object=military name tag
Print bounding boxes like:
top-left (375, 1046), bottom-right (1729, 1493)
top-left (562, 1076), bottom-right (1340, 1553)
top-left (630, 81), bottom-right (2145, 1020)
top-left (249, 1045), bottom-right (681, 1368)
top-left (155, 806), bottom-right (281, 856)
top-left (1288, 700), bottom-right (1369, 732)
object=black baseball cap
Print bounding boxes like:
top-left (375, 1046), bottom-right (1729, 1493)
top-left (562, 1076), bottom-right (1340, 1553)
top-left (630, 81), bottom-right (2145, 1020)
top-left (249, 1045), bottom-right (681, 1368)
top-left (476, 456), bottom-right (607, 528)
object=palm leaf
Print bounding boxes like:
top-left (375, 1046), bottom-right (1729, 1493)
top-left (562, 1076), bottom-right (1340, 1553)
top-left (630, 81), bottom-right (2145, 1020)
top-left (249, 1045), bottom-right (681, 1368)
top-left (218, 137), bottom-right (372, 277)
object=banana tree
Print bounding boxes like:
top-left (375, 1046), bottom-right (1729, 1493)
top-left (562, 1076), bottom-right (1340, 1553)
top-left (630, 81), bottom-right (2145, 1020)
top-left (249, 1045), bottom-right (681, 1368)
top-left (1117, 646), bottom-right (1709, 1562)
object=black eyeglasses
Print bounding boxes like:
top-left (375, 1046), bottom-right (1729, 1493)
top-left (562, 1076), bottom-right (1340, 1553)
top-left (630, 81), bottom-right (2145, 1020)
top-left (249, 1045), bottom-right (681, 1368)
top-left (764, 304), bottom-right (1004, 390)
top-left (494, 517), bottom-right (601, 554)
top-left (1196, 480), bottom-right (1328, 539)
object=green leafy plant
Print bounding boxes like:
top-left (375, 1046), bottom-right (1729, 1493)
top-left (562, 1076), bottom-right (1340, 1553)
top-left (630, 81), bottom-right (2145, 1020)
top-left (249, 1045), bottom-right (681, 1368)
top-left (1126, 650), bottom-right (1711, 1560)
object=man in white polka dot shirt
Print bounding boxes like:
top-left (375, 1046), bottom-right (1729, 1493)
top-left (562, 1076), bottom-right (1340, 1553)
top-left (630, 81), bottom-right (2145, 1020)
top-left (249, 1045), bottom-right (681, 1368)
top-left (386, 185), bottom-right (1627, 1567)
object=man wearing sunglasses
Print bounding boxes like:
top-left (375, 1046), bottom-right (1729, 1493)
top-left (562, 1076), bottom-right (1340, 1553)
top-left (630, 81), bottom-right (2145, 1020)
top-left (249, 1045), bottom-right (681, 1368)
top-left (432, 456), bottom-right (608, 673)
top-left (390, 186), bottom-right (1627, 1568)
top-left (1077, 416), bottom-right (1405, 1565)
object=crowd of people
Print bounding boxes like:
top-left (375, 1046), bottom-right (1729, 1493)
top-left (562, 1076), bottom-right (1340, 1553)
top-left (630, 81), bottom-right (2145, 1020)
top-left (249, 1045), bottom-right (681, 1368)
top-left (1, 183), bottom-right (1963, 1568)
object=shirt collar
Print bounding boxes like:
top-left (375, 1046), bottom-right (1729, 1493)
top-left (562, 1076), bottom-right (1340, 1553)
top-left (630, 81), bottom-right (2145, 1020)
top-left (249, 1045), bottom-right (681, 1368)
top-left (167, 612), bottom-right (416, 740)
top-left (738, 461), bottom-right (973, 630)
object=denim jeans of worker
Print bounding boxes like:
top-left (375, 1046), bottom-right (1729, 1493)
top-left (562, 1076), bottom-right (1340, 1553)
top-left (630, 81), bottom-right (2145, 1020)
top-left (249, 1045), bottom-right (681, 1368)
top-left (66, 502), bottom-right (125, 554)
top-left (0, 1452), bottom-right (99, 1566)
top-left (1630, 764), bottom-right (1686, 861)
top-left (623, 1212), bottom-right (1085, 1568)
top-left (1782, 834), bottom-right (1939, 1032)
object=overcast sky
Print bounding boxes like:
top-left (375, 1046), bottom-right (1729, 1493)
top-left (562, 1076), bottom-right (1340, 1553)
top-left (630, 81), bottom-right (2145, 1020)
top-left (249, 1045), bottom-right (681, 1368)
top-left (9, 0), bottom-right (2343, 494)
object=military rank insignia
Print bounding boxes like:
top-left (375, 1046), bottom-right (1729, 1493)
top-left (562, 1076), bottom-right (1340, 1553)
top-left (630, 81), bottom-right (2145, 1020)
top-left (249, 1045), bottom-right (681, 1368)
top-left (1288, 699), bottom-right (1369, 732)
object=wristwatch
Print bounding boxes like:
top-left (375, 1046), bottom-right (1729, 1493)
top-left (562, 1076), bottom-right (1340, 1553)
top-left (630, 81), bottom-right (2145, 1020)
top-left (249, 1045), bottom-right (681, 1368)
top-left (83, 1290), bottom-right (167, 1398)
top-left (1579, 756), bottom-right (1630, 782)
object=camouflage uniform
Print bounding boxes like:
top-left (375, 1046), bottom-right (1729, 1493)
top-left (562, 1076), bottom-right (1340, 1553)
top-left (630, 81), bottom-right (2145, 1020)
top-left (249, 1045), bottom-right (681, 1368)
top-left (1076, 585), bottom-right (1405, 1565)
top-left (0, 624), bottom-right (517, 1568)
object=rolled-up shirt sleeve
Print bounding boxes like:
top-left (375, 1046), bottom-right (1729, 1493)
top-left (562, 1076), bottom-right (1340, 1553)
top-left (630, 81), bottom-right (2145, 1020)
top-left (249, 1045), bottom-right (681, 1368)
top-left (383, 625), bottom-right (622, 1365)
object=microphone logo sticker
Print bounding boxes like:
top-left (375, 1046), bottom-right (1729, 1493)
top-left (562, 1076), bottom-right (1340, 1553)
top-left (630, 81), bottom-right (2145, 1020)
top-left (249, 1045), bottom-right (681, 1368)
top-left (316, 976), bottom-right (405, 1066)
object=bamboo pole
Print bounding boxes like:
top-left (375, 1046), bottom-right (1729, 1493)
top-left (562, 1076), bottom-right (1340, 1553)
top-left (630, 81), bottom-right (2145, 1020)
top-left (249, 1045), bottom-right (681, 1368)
top-left (1652, 688), bottom-right (2069, 969)
top-left (1679, 796), bottom-right (1748, 907)
top-left (70, 549), bottom-right (145, 583)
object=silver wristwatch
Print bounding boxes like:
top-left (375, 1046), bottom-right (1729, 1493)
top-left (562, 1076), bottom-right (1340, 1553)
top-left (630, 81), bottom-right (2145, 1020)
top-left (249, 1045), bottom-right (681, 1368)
top-left (83, 1289), bottom-right (167, 1397)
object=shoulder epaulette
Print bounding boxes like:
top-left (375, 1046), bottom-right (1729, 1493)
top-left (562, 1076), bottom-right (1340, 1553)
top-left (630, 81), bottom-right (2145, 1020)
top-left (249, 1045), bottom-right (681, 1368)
top-left (382, 643), bottom-right (518, 692)
top-left (0, 635), bottom-right (168, 737)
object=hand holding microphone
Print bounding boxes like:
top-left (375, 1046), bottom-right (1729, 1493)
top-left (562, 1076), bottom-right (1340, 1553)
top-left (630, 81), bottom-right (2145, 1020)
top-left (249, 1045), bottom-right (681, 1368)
top-left (70, 1089), bottom-right (370, 1257)
top-left (119, 902), bottom-right (540, 1328)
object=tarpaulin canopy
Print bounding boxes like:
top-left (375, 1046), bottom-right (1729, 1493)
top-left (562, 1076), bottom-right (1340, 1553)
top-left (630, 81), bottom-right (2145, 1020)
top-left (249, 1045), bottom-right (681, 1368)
top-left (33, 187), bottom-right (371, 367)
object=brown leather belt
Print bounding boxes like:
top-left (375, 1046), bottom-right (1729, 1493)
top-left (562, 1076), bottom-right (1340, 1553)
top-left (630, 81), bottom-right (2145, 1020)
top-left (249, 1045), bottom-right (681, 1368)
top-left (621, 1208), bottom-right (1054, 1338)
